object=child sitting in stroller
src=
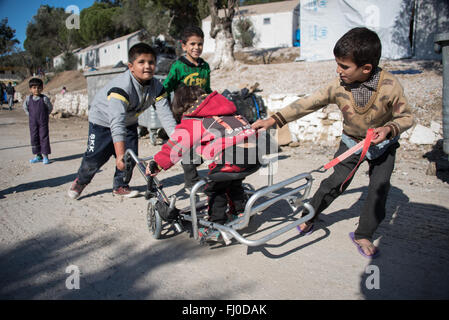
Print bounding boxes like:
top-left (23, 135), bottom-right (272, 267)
top-left (146, 85), bottom-right (261, 242)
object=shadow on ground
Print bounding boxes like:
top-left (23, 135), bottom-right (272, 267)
top-left (0, 227), bottom-right (253, 299)
top-left (318, 185), bottom-right (449, 299)
top-left (0, 173), bottom-right (77, 198)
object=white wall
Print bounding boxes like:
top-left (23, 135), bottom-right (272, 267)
top-left (202, 10), bottom-right (297, 53)
top-left (53, 55), bottom-right (64, 68)
top-left (256, 12), bottom-right (296, 48)
top-left (300, 0), bottom-right (413, 61)
top-left (76, 49), bottom-right (99, 70)
top-left (98, 39), bottom-right (128, 68)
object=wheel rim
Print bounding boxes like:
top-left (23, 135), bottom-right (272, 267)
top-left (147, 202), bottom-right (156, 233)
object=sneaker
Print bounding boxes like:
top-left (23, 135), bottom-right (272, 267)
top-left (185, 185), bottom-right (206, 196)
top-left (68, 178), bottom-right (86, 199)
top-left (198, 227), bottom-right (222, 242)
top-left (43, 158), bottom-right (50, 164)
top-left (112, 186), bottom-right (139, 198)
top-left (29, 155), bottom-right (43, 163)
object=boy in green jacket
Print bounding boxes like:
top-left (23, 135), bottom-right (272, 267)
top-left (163, 26), bottom-right (212, 195)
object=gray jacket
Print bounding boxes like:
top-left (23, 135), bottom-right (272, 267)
top-left (88, 69), bottom-right (177, 143)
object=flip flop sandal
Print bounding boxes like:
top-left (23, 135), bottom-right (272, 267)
top-left (297, 223), bottom-right (314, 236)
top-left (349, 232), bottom-right (379, 259)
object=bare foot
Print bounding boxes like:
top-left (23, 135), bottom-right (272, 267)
top-left (354, 238), bottom-right (377, 256)
top-left (298, 222), bottom-right (313, 233)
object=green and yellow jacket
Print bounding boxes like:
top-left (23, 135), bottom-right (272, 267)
top-left (163, 56), bottom-right (212, 95)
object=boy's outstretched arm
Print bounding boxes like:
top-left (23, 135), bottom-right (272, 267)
top-left (114, 141), bottom-right (126, 171)
top-left (252, 117), bottom-right (276, 131)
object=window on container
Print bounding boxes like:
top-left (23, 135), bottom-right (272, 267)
top-left (117, 44), bottom-right (120, 49)
top-left (104, 49), bottom-right (107, 53)
top-left (263, 17), bottom-right (271, 25)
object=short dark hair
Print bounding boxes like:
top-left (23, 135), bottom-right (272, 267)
top-left (128, 42), bottom-right (156, 63)
top-left (333, 27), bottom-right (382, 69)
top-left (29, 78), bottom-right (43, 88)
top-left (172, 85), bottom-right (206, 122)
top-left (181, 26), bottom-right (204, 44)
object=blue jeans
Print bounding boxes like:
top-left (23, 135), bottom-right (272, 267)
top-left (77, 122), bottom-right (138, 190)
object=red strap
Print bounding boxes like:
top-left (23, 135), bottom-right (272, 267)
top-left (323, 140), bottom-right (365, 170)
top-left (338, 128), bottom-right (375, 192)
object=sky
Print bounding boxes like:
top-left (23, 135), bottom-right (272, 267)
top-left (0, 0), bottom-right (96, 49)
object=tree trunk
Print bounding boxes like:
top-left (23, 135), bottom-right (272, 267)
top-left (208, 0), bottom-right (237, 70)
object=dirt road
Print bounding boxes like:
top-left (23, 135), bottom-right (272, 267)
top-left (1, 106), bottom-right (448, 300)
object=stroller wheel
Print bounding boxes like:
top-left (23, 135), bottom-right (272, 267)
top-left (147, 201), bottom-right (163, 239)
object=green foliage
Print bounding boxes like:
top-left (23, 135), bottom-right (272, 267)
top-left (0, 18), bottom-right (19, 55)
top-left (240, 0), bottom-right (285, 5)
top-left (61, 52), bottom-right (79, 71)
top-left (152, 0), bottom-right (202, 40)
top-left (115, 0), bottom-right (146, 32)
top-left (141, 1), bottom-right (172, 40)
top-left (13, 0), bottom-right (217, 74)
top-left (23, 5), bottom-right (84, 73)
top-left (79, 2), bottom-right (124, 44)
top-left (197, 0), bottom-right (210, 21)
top-left (234, 16), bottom-right (255, 48)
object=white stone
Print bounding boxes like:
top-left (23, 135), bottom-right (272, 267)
top-left (282, 95), bottom-right (300, 107)
top-left (328, 112), bottom-right (342, 121)
top-left (315, 110), bottom-right (327, 119)
top-left (268, 94), bottom-right (286, 101)
top-left (267, 100), bottom-right (284, 111)
top-left (330, 121), bottom-right (343, 136)
top-left (409, 124), bottom-right (436, 145)
top-left (401, 128), bottom-right (412, 139)
top-left (430, 121), bottom-right (441, 133)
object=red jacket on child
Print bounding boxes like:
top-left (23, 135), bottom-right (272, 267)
top-left (154, 91), bottom-right (257, 171)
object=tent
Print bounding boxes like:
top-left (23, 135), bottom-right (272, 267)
top-left (300, 0), bottom-right (449, 61)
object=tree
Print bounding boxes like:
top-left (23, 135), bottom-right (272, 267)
top-left (79, 2), bottom-right (124, 44)
top-left (0, 18), bottom-right (20, 56)
top-left (142, 1), bottom-right (173, 41)
top-left (152, 0), bottom-right (202, 40)
top-left (208, 0), bottom-right (238, 70)
top-left (240, 0), bottom-right (285, 5)
top-left (234, 16), bottom-right (256, 48)
top-left (115, 0), bottom-right (147, 33)
top-left (24, 5), bottom-right (84, 72)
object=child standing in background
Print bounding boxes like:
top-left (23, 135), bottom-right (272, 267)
top-left (23, 78), bottom-right (53, 164)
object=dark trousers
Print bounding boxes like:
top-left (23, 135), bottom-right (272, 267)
top-left (204, 179), bottom-right (246, 224)
top-left (29, 121), bottom-right (51, 155)
top-left (181, 147), bottom-right (202, 187)
top-left (304, 140), bottom-right (399, 241)
top-left (28, 98), bottom-right (51, 156)
top-left (77, 122), bottom-right (138, 190)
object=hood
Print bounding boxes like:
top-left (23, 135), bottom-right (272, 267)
top-left (183, 91), bottom-right (236, 118)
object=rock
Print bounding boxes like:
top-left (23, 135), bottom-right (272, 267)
top-left (426, 162), bottom-right (437, 176)
top-left (430, 121), bottom-right (441, 133)
top-left (289, 141), bottom-right (300, 147)
top-left (409, 124), bottom-right (436, 145)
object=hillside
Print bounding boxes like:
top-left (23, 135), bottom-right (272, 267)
top-left (14, 70), bottom-right (87, 98)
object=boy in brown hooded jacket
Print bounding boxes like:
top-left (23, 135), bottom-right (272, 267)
top-left (252, 27), bottom-right (414, 258)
